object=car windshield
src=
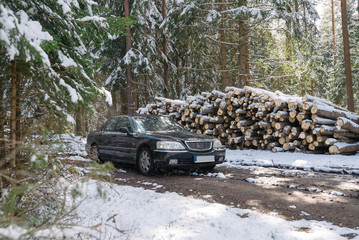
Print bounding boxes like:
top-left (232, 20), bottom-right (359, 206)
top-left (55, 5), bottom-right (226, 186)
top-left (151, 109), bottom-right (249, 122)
top-left (132, 116), bottom-right (186, 133)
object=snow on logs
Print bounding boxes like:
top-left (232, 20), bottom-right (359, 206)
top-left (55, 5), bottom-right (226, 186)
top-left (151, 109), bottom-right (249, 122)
top-left (138, 87), bottom-right (359, 155)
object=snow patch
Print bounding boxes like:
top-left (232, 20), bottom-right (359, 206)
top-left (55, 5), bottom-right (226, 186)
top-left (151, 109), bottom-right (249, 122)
top-left (224, 149), bottom-right (359, 174)
top-left (300, 211), bottom-right (311, 217)
top-left (245, 178), bottom-right (262, 184)
top-left (330, 191), bottom-right (344, 196)
top-left (58, 51), bottom-right (78, 67)
top-left (59, 79), bottom-right (80, 103)
top-left (99, 87), bottom-right (112, 106)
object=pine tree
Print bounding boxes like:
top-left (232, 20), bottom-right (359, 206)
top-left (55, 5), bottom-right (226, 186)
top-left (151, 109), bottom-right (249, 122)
top-left (0, 0), bottom-right (124, 166)
top-left (341, 0), bottom-right (354, 111)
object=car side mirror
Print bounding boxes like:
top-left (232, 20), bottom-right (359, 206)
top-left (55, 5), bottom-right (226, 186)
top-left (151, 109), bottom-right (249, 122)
top-left (119, 127), bottom-right (129, 134)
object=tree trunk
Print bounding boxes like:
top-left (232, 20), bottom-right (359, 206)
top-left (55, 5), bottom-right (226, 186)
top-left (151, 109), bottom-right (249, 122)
top-left (120, 86), bottom-right (128, 114)
top-left (238, 0), bottom-right (250, 87)
top-left (75, 107), bottom-right (83, 136)
top-left (184, 40), bottom-right (190, 90)
top-left (124, 0), bottom-right (134, 114)
top-left (15, 73), bottom-right (21, 144)
top-left (0, 72), bottom-right (5, 160)
top-left (303, 2), bottom-right (307, 36)
top-left (144, 7), bottom-right (149, 104)
top-left (285, 25), bottom-right (292, 61)
top-left (331, 0), bottom-right (337, 66)
top-left (10, 57), bottom-right (17, 167)
top-left (220, 0), bottom-right (227, 90)
top-left (340, 0), bottom-right (354, 112)
top-left (134, 79), bottom-right (139, 110)
top-left (110, 89), bottom-right (118, 118)
top-left (294, 0), bottom-right (300, 26)
top-left (162, 0), bottom-right (169, 98)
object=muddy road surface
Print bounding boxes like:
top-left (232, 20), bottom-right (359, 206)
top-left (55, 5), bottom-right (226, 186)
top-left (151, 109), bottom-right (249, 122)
top-left (112, 164), bottom-right (359, 229)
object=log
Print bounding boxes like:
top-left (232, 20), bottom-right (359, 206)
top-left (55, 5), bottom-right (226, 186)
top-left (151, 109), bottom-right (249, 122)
top-left (258, 121), bottom-right (271, 129)
top-left (336, 117), bottom-right (359, 134)
top-left (316, 136), bottom-right (329, 142)
top-left (283, 142), bottom-right (296, 151)
top-left (229, 136), bottom-right (243, 145)
top-left (302, 102), bottom-right (313, 111)
top-left (274, 122), bottom-right (288, 130)
top-left (312, 116), bottom-right (336, 125)
top-left (268, 142), bottom-right (279, 149)
top-left (283, 125), bottom-right (291, 135)
top-left (303, 94), bottom-right (350, 112)
top-left (217, 108), bottom-right (225, 116)
top-left (203, 129), bottom-right (214, 135)
top-left (319, 125), bottom-right (336, 135)
top-left (333, 131), bottom-right (359, 140)
top-left (272, 147), bottom-right (284, 153)
top-left (289, 110), bottom-right (297, 119)
top-left (200, 105), bottom-right (218, 114)
top-left (299, 132), bottom-right (308, 140)
top-left (237, 120), bottom-right (253, 128)
top-left (311, 104), bottom-right (359, 123)
top-left (296, 112), bottom-right (310, 123)
top-left (278, 137), bottom-right (286, 145)
top-left (189, 112), bottom-right (198, 119)
top-left (329, 142), bottom-right (359, 154)
top-left (301, 119), bottom-right (313, 131)
top-left (204, 123), bottom-right (215, 130)
top-left (324, 138), bottom-right (337, 146)
top-left (212, 90), bottom-right (226, 98)
top-left (225, 86), bottom-right (245, 97)
top-left (171, 100), bottom-right (186, 107)
top-left (288, 132), bottom-right (299, 140)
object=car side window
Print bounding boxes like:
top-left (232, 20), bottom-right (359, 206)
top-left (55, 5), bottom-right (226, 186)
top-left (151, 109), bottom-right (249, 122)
top-left (102, 118), bottom-right (118, 132)
top-left (115, 117), bottom-right (132, 131)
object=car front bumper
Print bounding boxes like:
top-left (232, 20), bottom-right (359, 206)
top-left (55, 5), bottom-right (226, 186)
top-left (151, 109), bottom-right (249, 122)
top-left (152, 149), bottom-right (226, 169)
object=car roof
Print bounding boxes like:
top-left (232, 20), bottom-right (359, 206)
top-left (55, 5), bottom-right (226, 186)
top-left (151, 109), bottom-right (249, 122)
top-left (112, 114), bottom-right (168, 118)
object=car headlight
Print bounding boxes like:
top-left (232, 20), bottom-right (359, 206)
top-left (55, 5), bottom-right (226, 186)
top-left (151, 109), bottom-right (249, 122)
top-left (156, 141), bottom-right (185, 150)
top-left (213, 139), bottom-right (224, 150)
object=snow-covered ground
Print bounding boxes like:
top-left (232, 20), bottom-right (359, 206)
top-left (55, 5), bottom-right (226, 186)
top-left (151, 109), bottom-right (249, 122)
top-left (224, 149), bottom-right (359, 174)
top-left (72, 180), bottom-right (359, 240)
top-left (2, 179), bottom-right (357, 240)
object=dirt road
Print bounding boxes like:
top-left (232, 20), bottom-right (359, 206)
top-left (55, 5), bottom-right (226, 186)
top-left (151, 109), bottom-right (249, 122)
top-left (112, 164), bottom-right (359, 229)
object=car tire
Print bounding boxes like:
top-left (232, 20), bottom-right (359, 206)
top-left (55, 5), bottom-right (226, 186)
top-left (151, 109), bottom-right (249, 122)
top-left (90, 144), bottom-right (103, 163)
top-left (137, 147), bottom-right (155, 176)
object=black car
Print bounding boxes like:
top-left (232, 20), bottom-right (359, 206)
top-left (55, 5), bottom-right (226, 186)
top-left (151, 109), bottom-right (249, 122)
top-left (86, 115), bottom-right (226, 175)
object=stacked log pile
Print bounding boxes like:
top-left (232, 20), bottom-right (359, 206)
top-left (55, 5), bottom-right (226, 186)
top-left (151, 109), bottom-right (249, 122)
top-left (137, 86), bottom-right (359, 155)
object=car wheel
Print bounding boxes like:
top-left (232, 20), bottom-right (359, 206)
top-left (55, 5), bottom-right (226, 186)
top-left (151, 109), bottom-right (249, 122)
top-left (137, 147), bottom-right (155, 176)
top-left (90, 144), bottom-right (103, 163)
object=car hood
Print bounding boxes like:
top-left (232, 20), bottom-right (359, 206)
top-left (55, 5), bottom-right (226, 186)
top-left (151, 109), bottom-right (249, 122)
top-left (139, 131), bottom-right (214, 142)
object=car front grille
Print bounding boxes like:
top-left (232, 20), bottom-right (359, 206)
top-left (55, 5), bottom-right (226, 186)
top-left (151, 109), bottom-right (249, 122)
top-left (185, 141), bottom-right (212, 151)
top-left (178, 158), bottom-right (194, 164)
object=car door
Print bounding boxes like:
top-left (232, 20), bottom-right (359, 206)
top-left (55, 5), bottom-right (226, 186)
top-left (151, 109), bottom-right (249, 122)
top-left (107, 116), bottom-right (135, 162)
top-left (97, 118), bottom-right (118, 159)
